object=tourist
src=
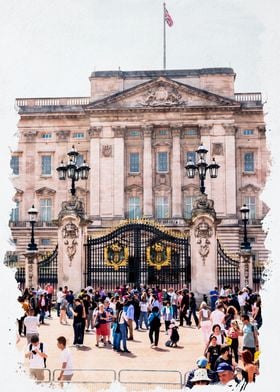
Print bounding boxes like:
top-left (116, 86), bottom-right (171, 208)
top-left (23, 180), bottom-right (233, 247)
top-left (25, 334), bottom-right (48, 382)
top-left (24, 309), bottom-right (40, 344)
top-left (224, 305), bottom-right (238, 330)
top-left (188, 292), bottom-right (199, 327)
top-left (56, 336), bottom-right (74, 385)
top-left (252, 296), bottom-right (262, 329)
top-left (116, 302), bottom-right (131, 353)
top-left (56, 287), bottom-right (64, 317)
top-left (93, 302), bottom-right (109, 347)
top-left (38, 293), bottom-right (48, 324)
top-left (148, 305), bottom-right (161, 348)
top-left (197, 301), bottom-right (212, 344)
top-left (240, 349), bottom-right (259, 384)
top-left (189, 368), bottom-right (211, 388)
top-left (209, 324), bottom-right (226, 346)
top-left (215, 362), bottom-right (242, 388)
top-left (44, 283), bottom-right (54, 316)
top-left (161, 300), bottom-right (174, 334)
top-left (226, 319), bottom-right (240, 364)
top-left (139, 292), bottom-right (149, 330)
top-left (240, 314), bottom-right (259, 357)
top-left (72, 298), bottom-right (85, 347)
top-left (124, 297), bottom-right (135, 340)
top-left (179, 289), bottom-right (190, 327)
top-left (209, 286), bottom-right (219, 311)
top-left (210, 303), bottom-right (225, 331)
top-left (59, 294), bottom-right (69, 325)
top-left (185, 356), bottom-right (216, 388)
top-left (205, 335), bottom-right (221, 371)
top-left (214, 345), bottom-right (233, 373)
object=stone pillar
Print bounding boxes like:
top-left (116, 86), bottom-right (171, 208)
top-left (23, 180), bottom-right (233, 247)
top-left (189, 194), bottom-right (220, 297)
top-left (55, 197), bottom-right (91, 293)
top-left (113, 127), bottom-right (125, 218)
top-left (240, 251), bottom-right (253, 289)
top-left (143, 126), bottom-right (153, 217)
top-left (224, 125), bottom-right (237, 215)
top-left (24, 252), bottom-right (39, 289)
top-left (89, 127), bottom-right (102, 217)
top-left (171, 126), bottom-right (182, 217)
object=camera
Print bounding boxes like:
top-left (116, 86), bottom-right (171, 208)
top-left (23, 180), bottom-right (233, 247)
top-left (32, 350), bottom-right (37, 355)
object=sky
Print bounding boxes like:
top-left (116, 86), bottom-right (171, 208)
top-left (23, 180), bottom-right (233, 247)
top-left (0, 0), bottom-right (280, 390)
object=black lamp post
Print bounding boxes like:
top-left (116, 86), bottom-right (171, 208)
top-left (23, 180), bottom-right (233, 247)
top-left (56, 145), bottom-right (90, 196)
top-left (240, 204), bottom-right (251, 250)
top-left (185, 144), bottom-right (220, 194)
top-left (27, 205), bottom-right (38, 251)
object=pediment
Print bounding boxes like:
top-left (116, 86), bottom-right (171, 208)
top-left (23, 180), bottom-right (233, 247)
top-left (86, 77), bottom-right (239, 110)
top-left (35, 187), bottom-right (56, 196)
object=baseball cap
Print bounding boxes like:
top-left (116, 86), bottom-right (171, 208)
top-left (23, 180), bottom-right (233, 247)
top-left (196, 356), bottom-right (208, 368)
top-left (216, 362), bottom-right (234, 372)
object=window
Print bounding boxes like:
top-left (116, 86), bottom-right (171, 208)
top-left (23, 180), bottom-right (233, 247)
top-left (185, 151), bottom-right (196, 164)
top-left (155, 196), bottom-right (170, 218)
top-left (10, 201), bottom-right (19, 222)
top-left (244, 152), bottom-right (254, 172)
top-left (184, 129), bottom-right (198, 136)
top-left (41, 133), bottom-right (52, 139)
top-left (41, 155), bottom-right (52, 175)
top-left (41, 238), bottom-right (51, 245)
top-left (76, 154), bottom-right (84, 166)
top-left (157, 152), bottom-right (168, 172)
top-left (40, 199), bottom-right (52, 222)
top-left (10, 156), bottom-right (19, 175)
top-left (73, 132), bottom-right (84, 139)
top-left (128, 197), bottom-right (141, 219)
top-left (244, 196), bottom-right (256, 220)
top-left (129, 153), bottom-right (140, 173)
top-left (243, 129), bottom-right (254, 135)
top-left (184, 196), bottom-right (197, 219)
top-left (159, 130), bottom-right (169, 135)
top-left (129, 130), bottom-right (141, 137)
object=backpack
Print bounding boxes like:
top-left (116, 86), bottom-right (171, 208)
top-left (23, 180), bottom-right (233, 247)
top-left (29, 342), bottom-right (46, 368)
top-left (149, 314), bottom-right (161, 329)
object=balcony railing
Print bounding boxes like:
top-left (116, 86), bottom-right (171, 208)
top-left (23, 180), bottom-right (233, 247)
top-left (15, 97), bottom-right (90, 107)
top-left (9, 220), bottom-right (57, 228)
top-left (234, 93), bottom-right (262, 103)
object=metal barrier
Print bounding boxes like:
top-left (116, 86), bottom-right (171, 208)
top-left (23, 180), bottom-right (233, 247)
top-left (118, 369), bottom-right (183, 390)
top-left (25, 368), bottom-right (52, 383)
top-left (52, 368), bottom-right (117, 390)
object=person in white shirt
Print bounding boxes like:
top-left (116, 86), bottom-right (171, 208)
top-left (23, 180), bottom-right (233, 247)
top-left (24, 309), bottom-right (40, 344)
top-left (56, 287), bottom-right (64, 317)
top-left (25, 335), bottom-right (48, 381)
top-left (210, 303), bottom-right (225, 331)
top-left (57, 336), bottom-right (74, 385)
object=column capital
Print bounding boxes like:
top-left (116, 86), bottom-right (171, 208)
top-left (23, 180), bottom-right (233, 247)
top-left (171, 124), bottom-right (183, 138)
top-left (142, 125), bottom-right (154, 137)
top-left (23, 130), bottom-right (38, 142)
top-left (88, 127), bottom-right (102, 138)
top-left (198, 124), bottom-right (213, 136)
top-left (112, 126), bottom-right (126, 138)
top-left (222, 123), bottom-right (237, 136)
top-left (56, 130), bottom-right (70, 141)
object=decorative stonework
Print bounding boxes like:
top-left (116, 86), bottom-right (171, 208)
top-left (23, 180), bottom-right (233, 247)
top-left (212, 143), bottom-right (224, 156)
top-left (35, 186), bottom-right (56, 196)
top-left (192, 194), bottom-right (216, 220)
top-left (24, 130), bottom-right (38, 142)
top-left (62, 221), bottom-right (79, 265)
top-left (199, 124), bottom-right (213, 136)
top-left (141, 85), bottom-right (184, 107)
top-left (56, 196), bottom-right (91, 225)
top-left (56, 130), bottom-right (70, 141)
top-left (171, 125), bottom-right (182, 138)
top-left (194, 219), bottom-right (213, 264)
top-left (222, 124), bottom-right (237, 136)
top-left (88, 127), bottom-right (102, 138)
top-left (112, 126), bottom-right (126, 138)
top-left (102, 144), bottom-right (113, 157)
top-left (142, 125), bottom-right (153, 137)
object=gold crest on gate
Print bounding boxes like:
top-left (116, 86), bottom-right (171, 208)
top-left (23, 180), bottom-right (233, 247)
top-left (104, 242), bottom-right (129, 271)
top-left (146, 242), bottom-right (171, 270)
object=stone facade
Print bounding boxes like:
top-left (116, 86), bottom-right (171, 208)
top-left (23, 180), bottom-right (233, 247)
top-left (9, 68), bottom-right (269, 284)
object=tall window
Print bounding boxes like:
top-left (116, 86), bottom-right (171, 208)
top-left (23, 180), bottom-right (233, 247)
top-left (10, 156), bottom-right (19, 175)
top-left (10, 201), bottom-right (19, 222)
top-left (244, 152), bottom-right (254, 172)
top-left (184, 196), bottom-right (196, 219)
top-left (129, 153), bottom-right (140, 173)
top-left (76, 154), bottom-right (84, 166)
top-left (40, 199), bottom-right (52, 222)
top-left (155, 196), bottom-right (169, 218)
top-left (41, 156), bottom-right (52, 175)
top-left (157, 152), bottom-right (168, 172)
top-left (185, 151), bottom-right (196, 164)
top-left (244, 196), bottom-right (256, 220)
top-left (128, 197), bottom-right (141, 219)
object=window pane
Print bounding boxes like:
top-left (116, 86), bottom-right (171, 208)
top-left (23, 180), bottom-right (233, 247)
top-left (184, 196), bottom-right (196, 218)
top-left (41, 156), bottom-right (52, 175)
top-left (244, 152), bottom-right (254, 172)
top-left (155, 196), bottom-right (169, 218)
top-left (129, 153), bottom-right (140, 173)
top-left (10, 156), bottom-right (19, 175)
top-left (76, 154), bottom-right (84, 166)
top-left (157, 152), bottom-right (168, 172)
top-left (40, 199), bottom-right (52, 221)
top-left (244, 196), bottom-right (256, 220)
top-left (128, 197), bottom-right (141, 219)
top-left (10, 201), bottom-right (19, 222)
top-left (186, 151), bottom-right (196, 164)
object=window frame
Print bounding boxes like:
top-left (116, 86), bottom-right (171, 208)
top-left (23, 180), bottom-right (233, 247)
top-left (10, 156), bottom-right (19, 175)
top-left (129, 152), bottom-right (140, 174)
top-left (41, 155), bottom-right (52, 176)
top-left (244, 152), bottom-right (255, 173)
top-left (39, 198), bottom-right (52, 222)
top-left (155, 196), bottom-right (170, 218)
top-left (128, 196), bottom-right (141, 219)
top-left (156, 151), bottom-right (169, 173)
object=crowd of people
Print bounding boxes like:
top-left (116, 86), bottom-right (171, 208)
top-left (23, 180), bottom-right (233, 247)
top-left (17, 282), bottom-right (262, 388)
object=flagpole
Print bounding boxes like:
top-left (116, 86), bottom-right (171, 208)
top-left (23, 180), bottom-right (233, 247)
top-left (163, 2), bottom-right (166, 70)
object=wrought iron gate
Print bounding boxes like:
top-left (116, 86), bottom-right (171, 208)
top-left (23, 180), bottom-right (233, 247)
top-left (85, 221), bottom-right (190, 290)
top-left (38, 245), bottom-right (58, 292)
top-left (217, 240), bottom-right (240, 289)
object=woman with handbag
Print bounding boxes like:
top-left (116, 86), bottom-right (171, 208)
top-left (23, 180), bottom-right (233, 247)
top-left (93, 303), bottom-right (109, 347)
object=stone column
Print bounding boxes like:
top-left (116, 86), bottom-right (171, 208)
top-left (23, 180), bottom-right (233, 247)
top-left (223, 125), bottom-right (237, 215)
top-left (55, 197), bottom-right (91, 293)
top-left (113, 127), bottom-right (125, 218)
top-left (171, 126), bottom-right (182, 217)
top-left (89, 127), bottom-right (102, 217)
top-left (240, 251), bottom-right (253, 289)
top-left (189, 194), bottom-right (220, 297)
top-left (24, 252), bottom-right (39, 289)
top-left (142, 126), bottom-right (153, 217)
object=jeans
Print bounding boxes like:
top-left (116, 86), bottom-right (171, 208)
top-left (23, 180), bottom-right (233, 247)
top-left (119, 323), bottom-right (128, 351)
top-left (66, 304), bottom-right (74, 319)
top-left (139, 311), bottom-right (148, 329)
top-left (172, 305), bottom-right (178, 319)
top-left (56, 302), bottom-right (61, 317)
top-left (112, 323), bottom-right (121, 350)
top-left (149, 327), bottom-right (160, 346)
top-left (73, 321), bottom-right (84, 345)
top-left (39, 309), bottom-right (45, 324)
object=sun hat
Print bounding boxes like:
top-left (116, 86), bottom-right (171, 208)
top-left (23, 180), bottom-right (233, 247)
top-left (191, 368), bottom-right (211, 383)
top-left (216, 362), bottom-right (234, 373)
top-left (196, 356), bottom-right (208, 368)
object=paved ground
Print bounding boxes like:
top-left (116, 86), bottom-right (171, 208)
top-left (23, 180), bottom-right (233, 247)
top-left (17, 310), bottom-right (206, 386)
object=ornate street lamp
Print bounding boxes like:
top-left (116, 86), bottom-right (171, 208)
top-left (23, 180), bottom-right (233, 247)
top-left (240, 204), bottom-right (251, 250)
top-left (185, 144), bottom-right (220, 194)
top-left (27, 205), bottom-right (38, 251)
top-left (56, 145), bottom-right (90, 196)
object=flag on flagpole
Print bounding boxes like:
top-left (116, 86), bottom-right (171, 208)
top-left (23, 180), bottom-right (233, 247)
top-left (164, 6), bottom-right (174, 27)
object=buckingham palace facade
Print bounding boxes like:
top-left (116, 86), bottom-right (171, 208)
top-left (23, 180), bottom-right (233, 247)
top-left (8, 68), bottom-right (269, 283)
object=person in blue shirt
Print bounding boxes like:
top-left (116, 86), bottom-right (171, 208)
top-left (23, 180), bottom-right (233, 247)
top-left (209, 287), bottom-right (219, 311)
top-left (148, 306), bottom-right (161, 348)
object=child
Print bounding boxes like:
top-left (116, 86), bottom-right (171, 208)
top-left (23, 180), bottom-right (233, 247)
top-left (168, 319), bottom-right (180, 347)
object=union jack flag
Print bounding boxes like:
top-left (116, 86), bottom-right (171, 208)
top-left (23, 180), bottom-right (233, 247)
top-left (164, 6), bottom-right (174, 27)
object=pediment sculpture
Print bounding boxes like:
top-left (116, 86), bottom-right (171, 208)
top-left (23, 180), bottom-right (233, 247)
top-left (141, 85), bottom-right (185, 107)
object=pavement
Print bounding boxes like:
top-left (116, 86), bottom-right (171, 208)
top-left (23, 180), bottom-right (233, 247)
top-left (16, 310), bottom-right (206, 385)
